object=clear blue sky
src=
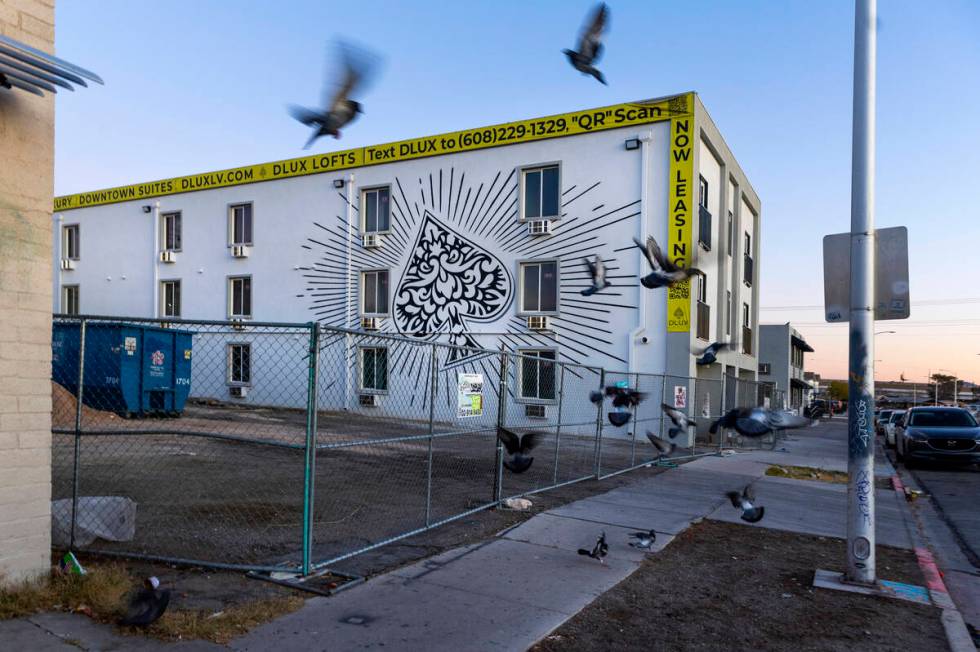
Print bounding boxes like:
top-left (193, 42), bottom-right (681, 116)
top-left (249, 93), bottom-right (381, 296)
top-left (54, 1), bottom-right (980, 382)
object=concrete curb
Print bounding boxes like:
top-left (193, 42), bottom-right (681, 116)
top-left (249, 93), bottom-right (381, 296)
top-left (890, 468), bottom-right (977, 652)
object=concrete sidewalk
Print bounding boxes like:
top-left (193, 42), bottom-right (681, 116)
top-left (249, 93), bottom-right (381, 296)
top-left (0, 421), bottom-right (950, 651)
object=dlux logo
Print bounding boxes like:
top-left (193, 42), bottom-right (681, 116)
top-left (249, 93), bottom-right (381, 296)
top-left (151, 350), bottom-right (164, 366)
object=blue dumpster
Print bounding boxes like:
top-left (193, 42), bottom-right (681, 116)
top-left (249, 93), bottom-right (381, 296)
top-left (52, 322), bottom-right (194, 417)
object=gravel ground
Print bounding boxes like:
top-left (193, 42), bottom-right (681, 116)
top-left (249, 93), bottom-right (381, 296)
top-left (532, 520), bottom-right (947, 652)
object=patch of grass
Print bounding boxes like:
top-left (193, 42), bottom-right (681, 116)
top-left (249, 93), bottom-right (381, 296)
top-left (0, 561), bottom-right (303, 644)
top-left (136, 595), bottom-right (304, 644)
top-left (0, 563), bottom-right (132, 620)
top-left (766, 464), bottom-right (850, 484)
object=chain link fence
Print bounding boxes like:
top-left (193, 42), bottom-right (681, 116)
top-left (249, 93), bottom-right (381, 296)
top-left (51, 315), bottom-right (754, 575)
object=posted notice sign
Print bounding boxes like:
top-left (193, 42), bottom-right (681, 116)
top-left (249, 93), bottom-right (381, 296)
top-left (457, 373), bottom-right (484, 418)
top-left (673, 386), bottom-right (688, 409)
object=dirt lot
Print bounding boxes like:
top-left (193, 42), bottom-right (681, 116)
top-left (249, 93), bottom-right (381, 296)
top-left (532, 520), bottom-right (947, 652)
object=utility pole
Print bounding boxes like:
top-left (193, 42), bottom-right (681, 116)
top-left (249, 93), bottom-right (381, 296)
top-left (846, 0), bottom-right (877, 586)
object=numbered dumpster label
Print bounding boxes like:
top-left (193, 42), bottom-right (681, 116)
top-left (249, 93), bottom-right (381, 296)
top-left (124, 337), bottom-right (137, 355)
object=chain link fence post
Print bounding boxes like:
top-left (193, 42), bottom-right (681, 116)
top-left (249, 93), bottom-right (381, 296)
top-left (593, 369), bottom-right (605, 479)
top-left (301, 322), bottom-right (320, 575)
top-left (69, 317), bottom-right (87, 551)
top-left (493, 349), bottom-right (509, 503)
top-left (424, 343), bottom-right (438, 526)
top-left (659, 373), bottom-right (668, 439)
top-left (552, 363), bottom-right (565, 486)
top-left (629, 372), bottom-right (639, 466)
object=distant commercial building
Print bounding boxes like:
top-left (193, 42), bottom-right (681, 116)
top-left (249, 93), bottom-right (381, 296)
top-left (51, 92), bottom-right (761, 425)
top-left (758, 323), bottom-right (813, 410)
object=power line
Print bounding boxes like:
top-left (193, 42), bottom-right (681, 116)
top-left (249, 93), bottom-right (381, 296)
top-left (760, 297), bottom-right (980, 311)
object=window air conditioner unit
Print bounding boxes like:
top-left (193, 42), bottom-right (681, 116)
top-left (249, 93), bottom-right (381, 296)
top-left (527, 315), bottom-right (551, 331)
top-left (159, 250), bottom-right (176, 263)
top-left (527, 220), bottom-right (552, 236)
top-left (363, 233), bottom-right (383, 249)
top-left (232, 245), bottom-right (250, 258)
top-left (60, 258), bottom-right (75, 271)
top-left (231, 319), bottom-right (247, 331)
top-left (229, 385), bottom-right (248, 398)
top-left (525, 404), bottom-right (546, 419)
top-left (359, 393), bottom-right (379, 407)
top-left (361, 317), bottom-right (380, 331)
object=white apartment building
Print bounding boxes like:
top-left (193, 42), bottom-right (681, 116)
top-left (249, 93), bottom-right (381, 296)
top-left (52, 92), bottom-right (761, 420)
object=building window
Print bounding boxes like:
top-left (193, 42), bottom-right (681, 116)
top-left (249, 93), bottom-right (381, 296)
top-left (62, 224), bottom-right (80, 260)
top-left (160, 280), bottom-right (181, 318)
top-left (759, 362), bottom-right (771, 375)
top-left (744, 232), bottom-right (751, 255)
top-left (698, 176), bottom-right (708, 209)
top-left (229, 203), bottom-right (253, 246)
top-left (161, 211), bottom-right (182, 251)
top-left (726, 290), bottom-right (733, 336)
top-left (520, 260), bottom-right (558, 314)
top-left (792, 346), bottom-right (804, 368)
top-left (361, 269), bottom-right (390, 316)
top-left (521, 164), bottom-right (560, 221)
top-left (742, 302), bottom-right (752, 355)
top-left (228, 276), bottom-right (252, 318)
top-left (362, 187), bottom-right (390, 234)
top-left (742, 302), bottom-right (750, 328)
top-left (743, 232), bottom-right (754, 287)
top-left (519, 350), bottom-right (557, 402)
top-left (695, 273), bottom-right (710, 341)
top-left (62, 285), bottom-right (79, 315)
top-left (727, 210), bottom-right (733, 256)
top-left (360, 347), bottom-right (389, 392)
top-left (227, 343), bottom-right (251, 385)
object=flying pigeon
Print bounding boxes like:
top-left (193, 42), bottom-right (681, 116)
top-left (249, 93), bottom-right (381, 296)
top-left (726, 485), bottom-right (765, 523)
top-left (563, 3), bottom-right (609, 85)
top-left (900, 372), bottom-right (907, 382)
top-left (578, 531), bottom-right (609, 563)
top-left (605, 386), bottom-right (647, 408)
top-left (646, 431), bottom-right (675, 457)
top-left (497, 426), bottom-right (543, 474)
top-left (118, 577), bottom-right (170, 627)
top-left (608, 411), bottom-right (631, 427)
top-left (661, 403), bottom-right (690, 439)
top-left (288, 40), bottom-right (380, 147)
top-left (710, 407), bottom-right (813, 438)
top-left (632, 236), bottom-right (701, 289)
top-left (695, 341), bottom-right (729, 366)
top-left (589, 389), bottom-right (604, 406)
top-left (580, 255), bottom-right (610, 296)
top-left (628, 529), bottom-right (656, 550)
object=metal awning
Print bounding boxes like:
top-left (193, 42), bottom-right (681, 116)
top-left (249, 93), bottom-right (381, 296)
top-left (0, 34), bottom-right (102, 97)
top-left (791, 377), bottom-right (813, 389)
top-left (791, 334), bottom-right (814, 353)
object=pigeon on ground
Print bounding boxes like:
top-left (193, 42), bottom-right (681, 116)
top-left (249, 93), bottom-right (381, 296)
top-left (709, 407), bottom-right (812, 438)
top-left (605, 386), bottom-right (647, 409)
top-left (726, 485), bottom-right (765, 523)
top-left (646, 431), bottom-right (675, 457)
top-left (118, 577), bottom-right (170, 627)
top-left (661, 403), bottom-right (691, 439)
top-left (578, 531), bottom-right (609, 563)
top-left (632, 236), bottom-right (702, 289)
top-left (580, 255), bottom-right (610, 296)
top-left (628, 529), bottom-right (656, 550)
top-left (288, 40), bottom-right (380, 147)
top-left (497, 427), bottom-right (543, 474)
top-left (563, 3), bottom-right (608, 85)
top-left (694, 341), bottom-right (729, 366)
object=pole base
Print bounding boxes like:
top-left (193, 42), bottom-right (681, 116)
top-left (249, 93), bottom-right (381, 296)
top-left (813, 569), bottom-right (931, 605)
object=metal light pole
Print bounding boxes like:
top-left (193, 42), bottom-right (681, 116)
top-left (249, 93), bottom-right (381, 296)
top-left (846, 0), bottom-right (877, 586)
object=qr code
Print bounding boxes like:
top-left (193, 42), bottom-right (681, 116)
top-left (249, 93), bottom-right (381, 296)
top-left (669, 284), bottom-right (690, 300)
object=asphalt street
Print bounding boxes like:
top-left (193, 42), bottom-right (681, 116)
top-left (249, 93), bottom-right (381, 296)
top-left (907, 463), bottom-right (980, 568)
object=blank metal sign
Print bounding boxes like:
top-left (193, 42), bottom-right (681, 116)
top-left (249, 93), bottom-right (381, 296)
top-left (822, 226), bottom-right (910, 323)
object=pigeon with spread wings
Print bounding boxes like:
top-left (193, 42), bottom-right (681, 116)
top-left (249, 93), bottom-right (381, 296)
top-left (632, 235), bottom-right (701, 289)
top-left (563, 3), bottom-right (609, 85)
top-left (581, 255), bottom-right (610, 296)
top-left (710, 407), bottom-right (813, 438)
top-left (726, 485), bottom-right (765, 523)
top-left (288, 40), bottom-right (380, 147)
top-left (661, 403), bottom-right (691, 439)
top-left (497, 427), bottom-right (543, 474)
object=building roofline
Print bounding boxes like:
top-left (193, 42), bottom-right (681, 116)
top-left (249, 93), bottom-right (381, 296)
top-left (54, 91), bottom-right (699, 212)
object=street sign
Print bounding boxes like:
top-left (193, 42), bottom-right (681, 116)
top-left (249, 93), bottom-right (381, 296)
top-left (822, 226), bottom-right (910, 322)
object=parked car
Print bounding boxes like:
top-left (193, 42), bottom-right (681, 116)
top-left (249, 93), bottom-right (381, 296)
top-left (895, 407), bottom-right (980, 467)
top-left (883, 409), bottom-right (905, 448)
top-left (875, 409), bottom-right (893, 436)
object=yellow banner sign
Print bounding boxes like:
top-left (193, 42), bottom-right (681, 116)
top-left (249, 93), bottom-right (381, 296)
top-left (54, 93), bottom-right (694, 211)
top-left (666, 115), bottom-right (695, 333)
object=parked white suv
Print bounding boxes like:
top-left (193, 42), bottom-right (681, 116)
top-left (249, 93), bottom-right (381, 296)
top-left (884, 409), bottom-right (905, 448)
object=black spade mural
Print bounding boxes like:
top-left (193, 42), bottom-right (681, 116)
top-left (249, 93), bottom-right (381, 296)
top-left (394, 212), bottom-right (513, 361)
